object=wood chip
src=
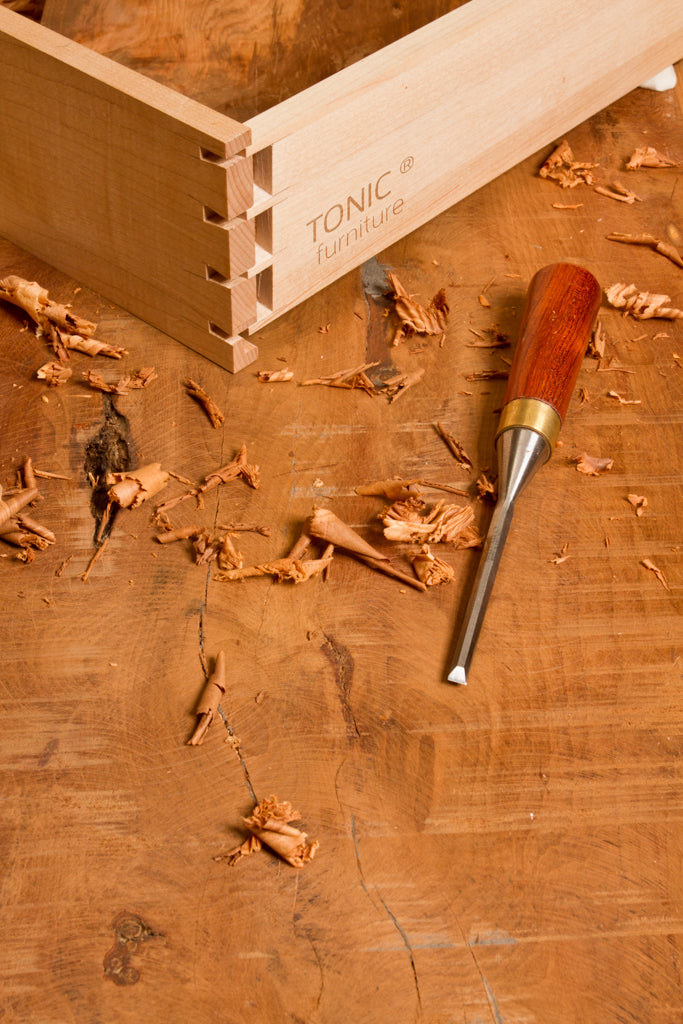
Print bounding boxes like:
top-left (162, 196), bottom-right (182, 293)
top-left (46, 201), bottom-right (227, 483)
top-left (106, 463), bottom-right (170, 509)
top-left (386, 272), bottom-right (449, 344)
top-left (640, 558), bottom-right (671, 591)
top-left (604, 283), bottom-right (683, 320)
top-left (571, 452), bottom-right (614, 475)
top-left (626, 494), bottom-right (647, 516)
top-left (538, 140), bottom-right (597, 188)
top-left (594, 182), bottom-right (640, 204)
top-left (0, 487), bottom-right (39, 528)
top-left (550, 542), bottom-right (570, 565)
top-left (36, 361), bottom-right (72, 385)
top-left (356, 479), bottom-right (422, 501)
top-left (257, 369), bottom-right (294, 382)
top-left (626, 147), bottom-right (678, 169)
top-left (301, 361), bottom-right (379, 395)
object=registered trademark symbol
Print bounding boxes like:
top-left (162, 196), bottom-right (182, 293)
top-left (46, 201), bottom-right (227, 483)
top-left (400, 156), bottom-right (414, 174)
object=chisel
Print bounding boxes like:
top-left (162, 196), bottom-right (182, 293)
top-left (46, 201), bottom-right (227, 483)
top-left (447, 262), bottom-right (601, 684)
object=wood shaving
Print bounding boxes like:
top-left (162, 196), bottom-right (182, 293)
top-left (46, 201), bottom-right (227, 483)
top-left (187, 651), bottom-right (226, 746)
top-left (604, 283), bottom-right (683, 320)
top-left (411, 545), bottom-right (455, 586)
top-left (257, 369), bottom-right (294, 382)
top-left (476, 472), bottom-right (497, 503)
top-left (386, 272), bottom-right (449, 344)
top-left (356, 479), bottom-right (422, 501)
top-left (36, 361), bottom-right (72, 385)
top-left (79, 536), bottom-right (109, 582)
top-left (465, 369), bottom-right (509, 382)
top-left (552, 202), bottom-right (583, 210)
top-left (571, 452), bottom-right (614, 475)
top-left (627, 494), bottom-right (647, 516)
top-left (607, 389), bottom-right (641, 404)
top-left (185, 378), bottom-right (224, 428)
top-left (594, 182), bottom-right (640, 204)
top-left (538, 140), bottom-right (598, 188)
top-left (626, 147), bottom-right (678, 169)
top-left (301, 361), bottom-right (378, 395)
top-left (224, 796), bottom-right (318, 869)
top-left (82, 367), bottom-right (157, 394)
top-left (381, 496), bottom-right (476, 545)
top-left (106, 463), bottom-right (170, 509)
top-left (155, 445), bottom-right (259, 515)
top-left (381, 367), bottom-right (425, 402)
top-left (215, 532), bottom-right (333, 584)
top-left (435, 422), bottom-right (473, 471)
top-left (550, 542), bottom-right (570, 565)
top-left (587, 320), bottom-right (607, 359)
top-left (307, 506), bottom-right (426, 591)
top-left (0, 486), bottom-right (39, 528)
top-left (0, 274), bottom-right (98, 359)
top-left (467, 328), bottom-right (509, 349)
top-left (640, 558), bottom-right (670, 591)
top-left (606, 232), bottom-right (683, 270)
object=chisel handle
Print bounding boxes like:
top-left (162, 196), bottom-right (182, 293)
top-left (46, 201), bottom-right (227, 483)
top-left (496, 263), bottom-right (602, 449)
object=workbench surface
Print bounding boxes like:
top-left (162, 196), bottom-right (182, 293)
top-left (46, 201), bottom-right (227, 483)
top-left (1, 5), bottom-right (681, 1022)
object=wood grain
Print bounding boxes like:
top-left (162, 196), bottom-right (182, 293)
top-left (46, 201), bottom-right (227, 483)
top-left (1, 7), bottom-right (682, 1024)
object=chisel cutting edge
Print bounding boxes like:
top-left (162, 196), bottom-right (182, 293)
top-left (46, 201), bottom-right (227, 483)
top-left (447, 263), bottom-right (602, 685)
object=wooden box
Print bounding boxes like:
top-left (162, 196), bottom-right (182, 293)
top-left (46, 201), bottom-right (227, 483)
top-left (1, 0), bottom-right (682, 371)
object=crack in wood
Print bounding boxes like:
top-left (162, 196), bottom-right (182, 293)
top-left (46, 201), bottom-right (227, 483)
top-left (350, 815), bottom-right (422, 1013)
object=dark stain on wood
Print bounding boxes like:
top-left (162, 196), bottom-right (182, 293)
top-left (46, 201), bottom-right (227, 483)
top-left (321, 632), bottom-right (359, 739)
top-left (83, 395), bottom-right (131, 543)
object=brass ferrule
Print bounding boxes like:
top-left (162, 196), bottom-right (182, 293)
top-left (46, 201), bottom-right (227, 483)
top-left (495, 397), bottom-right (561, 451)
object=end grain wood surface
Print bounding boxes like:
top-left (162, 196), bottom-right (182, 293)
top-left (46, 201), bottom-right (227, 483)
top-left (1, 4), bottom-right (682, 1022)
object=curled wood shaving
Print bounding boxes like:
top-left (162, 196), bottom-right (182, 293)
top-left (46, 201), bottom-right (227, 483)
top-left (587, 320), bottom-right (607, 359)
top-left (0, 275), bottom-right (125, 358)
top-left (155, 445), bottom-right (259, 515)
top-left (435, 422), bottom-right (473, 471)
top-left (187, 651), bottom-right (226, 746)
top-left (571, 452), bottom-right (614, 475)
top-left (594, 182), bottom-right (640, 204)
top-left (627, 494), bottom-right (647, 516)
top-left (0, 487), bottom-right (39, 528)
top-left (381, 368), bottom-right (425, 402)
top-left (308, 506), bottom-right (425, 590)
top-left (215, 551), bottom-right (333, 584)
top-left (476, 472), bottom-right (497, 503)
top-left (106, 463), bottom-right (170, 509)
top-left (301, 361), bottom-right (379, 394)
top-left (386, 272), bottom-right (449, 344)
top-left (257, 368), bottom-right (294, 382)
top-left (606, 232), bottom-right (683, 270)
top-left (36, 361), bottom-right (72, 386)
top-left (411, 545), bottom-right (455, 586)
top-left (626, 147), bottom-right (678, 169)
top-left (185, 378), bottom-right (224, 428)
top-left (538, 140), bottom-right (597, 188)
top-left (381, 497), bottom-right (476, 545)
top-left (224, 796), bottom-right (319, 869)
top-left (640, 558), bottom-right (670, 591)
top-left (82, 367), bottom-right (157, 394)
top-left (604, 283), bottom-right (683, 320)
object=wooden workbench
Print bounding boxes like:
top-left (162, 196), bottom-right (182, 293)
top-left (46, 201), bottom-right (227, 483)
top-left (1, 5), bottom-right (681, 1022)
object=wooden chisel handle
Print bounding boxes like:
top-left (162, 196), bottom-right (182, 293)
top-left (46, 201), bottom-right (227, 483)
top-left (496, 263), bottom-right (602, 449)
